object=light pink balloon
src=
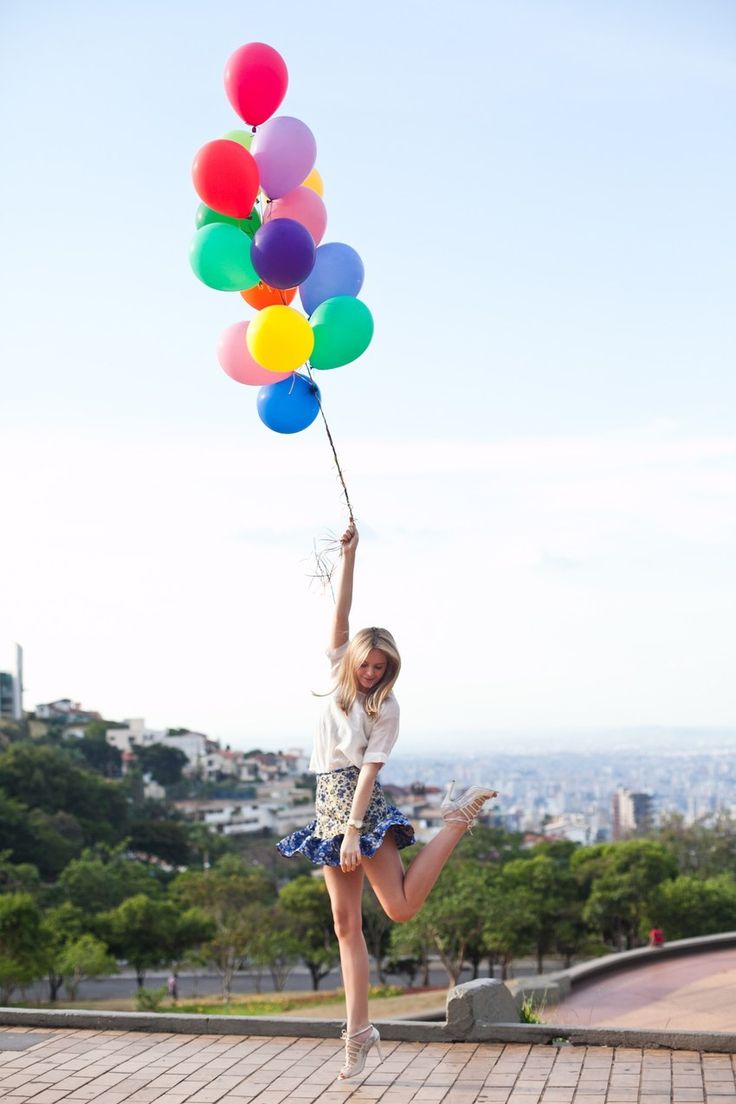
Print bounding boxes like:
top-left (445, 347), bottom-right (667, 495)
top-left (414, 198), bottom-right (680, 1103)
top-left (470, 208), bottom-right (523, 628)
top-left (217, 321), bottom-right (292, 385)
top-left (268, 186), bottom-right (327, 245)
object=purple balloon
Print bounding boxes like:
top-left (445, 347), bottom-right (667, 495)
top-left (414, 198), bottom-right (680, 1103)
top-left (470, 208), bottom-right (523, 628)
top-left (251, 218), bottom-right (316, 289)
top-left (251, 116), bottom-right (317, 199)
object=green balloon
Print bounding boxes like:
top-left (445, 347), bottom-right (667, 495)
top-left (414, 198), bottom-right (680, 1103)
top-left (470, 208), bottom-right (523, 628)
top-left (309, 296), bottom-right (374, 370)
top-left (189, 224), bottom-right (258, 292)
top-left (195, 202), bottom-right (261, 238)
top-left (222, 128), bottom-right (253, 150)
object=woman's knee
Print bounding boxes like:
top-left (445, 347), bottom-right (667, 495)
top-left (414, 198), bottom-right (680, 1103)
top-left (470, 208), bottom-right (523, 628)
top-left (331, 904), bottom-right (363, 941)
top-left (382, 899), bottom-right (417, 924)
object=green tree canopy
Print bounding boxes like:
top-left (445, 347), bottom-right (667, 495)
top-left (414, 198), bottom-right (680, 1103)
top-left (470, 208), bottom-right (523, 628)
top-left (0, 744), bottom-right (127, 845)
top-left (172, 855), bottom-right (276, 1000)
top-left (58, 846), bottom-right (162, 913)
top-left (0, 892), bottom-right (44, 1002)
top-left (573, 839), bottom-right (678, 950)
top-left (98, 894), bottom-right (209, 988)
top-left (134, 744), bottom-right (188, 787)
top-left (652, 873), bottom-right (736, 941)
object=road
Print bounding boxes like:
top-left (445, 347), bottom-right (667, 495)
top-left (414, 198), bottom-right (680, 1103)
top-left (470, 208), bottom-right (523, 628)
top-left (23, 964), bottom-right (469, 1004)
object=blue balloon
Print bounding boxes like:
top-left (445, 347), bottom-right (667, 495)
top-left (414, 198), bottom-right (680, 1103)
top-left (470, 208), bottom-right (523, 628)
top-left (257, 374), bottom-right (321, 434)
top-left (299, 242), bottom-right (364, 317)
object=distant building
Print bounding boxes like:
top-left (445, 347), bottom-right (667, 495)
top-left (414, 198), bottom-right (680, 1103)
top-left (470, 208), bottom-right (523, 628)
top-left (0, 644), bottom-right (24, 720)
top-left (35, 699), bottom-right (101, 725)
top-left (0, 673), bottom-right (16, 719)
top-left (612, 788), bottom-right (654, 839)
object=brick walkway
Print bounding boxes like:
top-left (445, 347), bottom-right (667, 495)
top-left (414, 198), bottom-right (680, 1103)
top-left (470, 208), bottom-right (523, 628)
top-left (1, 1030), bottom-right (736, 1104)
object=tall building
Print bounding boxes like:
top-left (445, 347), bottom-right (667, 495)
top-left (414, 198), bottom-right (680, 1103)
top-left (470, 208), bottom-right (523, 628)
top-left (0, 673), bottom-right (14, 718)
top-left (0, 644), bottom-right (23, 721)
top-left (612, 787), bottom-right (654, 840)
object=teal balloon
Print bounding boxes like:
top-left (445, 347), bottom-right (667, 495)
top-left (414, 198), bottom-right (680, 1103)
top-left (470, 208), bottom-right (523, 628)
top-left (189, 224), bottom-right (259, 292)
top-left (309, 296), bottom-right (374, 370)
top-left (195, 202), bottom-right (261, 239)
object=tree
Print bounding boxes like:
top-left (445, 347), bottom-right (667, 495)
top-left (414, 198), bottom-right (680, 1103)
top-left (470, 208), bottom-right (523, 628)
top-left (0, 850), bottom-right (41, 896)
top-left (60, 935), bottom-right (117, 1001)
top-left (652, 874), bottom-right (736, 941)
top-left (39, 902), bottom-right (87, 1001)
top-left (247, 905), bottom-right (302, 992)
top-left (500, 852), bottom-right (580, 973)
top-left (0, 893), bottom-right (44, 1003)
top-left (483, 885), bottom-right (537, 980)
top-left (362, 884), bottom-right (394, 984)
top-left (394, 861), bottom-right (493, 985)
top-left (134, 744), bottom-right (188, 787)
top-left (72, 723), bottom-right (123, 778)
top-left (388, 912), bottom-right (433, 988)
top-left (58, 846), bottom-right (162, 913)
top-left (98, 895), bottom-right (182, 988)
top-left (573, 839), bottom-right (678, 950)
top-left (655, 812), bottom-right (736, 880)
top-left (0, 744), bottom-right (128, 846)
top-left (128, 819), bottom-right (192, 866)
top-left (279, 876), bottom-right (338, 990)
top-left (0, 790), bottom-right (80, 879)
top-left (173, 855), bottom-right (276, 1000)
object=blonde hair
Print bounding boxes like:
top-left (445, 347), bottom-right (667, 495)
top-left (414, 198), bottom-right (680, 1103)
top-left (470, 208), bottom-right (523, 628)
top-left (335, 627), bottom-right (401, 719)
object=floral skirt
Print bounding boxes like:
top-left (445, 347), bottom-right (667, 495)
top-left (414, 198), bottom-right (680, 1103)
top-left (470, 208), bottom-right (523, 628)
top-left (276, 765), bottom-right (416, 867)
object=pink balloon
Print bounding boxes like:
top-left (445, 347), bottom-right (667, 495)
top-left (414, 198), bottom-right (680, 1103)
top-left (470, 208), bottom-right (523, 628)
top-left (268, 186), bottom-right (327, 245)
top-left (217, 321), bottom-right (292, 386)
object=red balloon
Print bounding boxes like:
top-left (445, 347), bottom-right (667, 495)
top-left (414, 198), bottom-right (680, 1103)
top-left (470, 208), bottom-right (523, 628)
top-left (224, 43), bottom-right (288, 127)
top-left (192, 140), bottom-right (259, 219)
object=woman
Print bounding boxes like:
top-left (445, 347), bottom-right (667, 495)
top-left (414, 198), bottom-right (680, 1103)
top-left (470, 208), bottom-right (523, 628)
top-left (277, 520), bottom-right (497, 1078)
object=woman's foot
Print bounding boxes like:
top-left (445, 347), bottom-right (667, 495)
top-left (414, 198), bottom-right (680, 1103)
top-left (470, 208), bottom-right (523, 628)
top-left (338, 1024), bottom-right (383, 1079)
top-left (441, 781), bottom-right (498, 832)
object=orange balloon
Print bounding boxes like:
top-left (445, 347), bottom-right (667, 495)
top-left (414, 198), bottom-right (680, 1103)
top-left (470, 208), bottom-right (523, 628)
top-left (240, 282), bottom-right (297, 310)
top-left (302, 168), bottom-right (324, 197)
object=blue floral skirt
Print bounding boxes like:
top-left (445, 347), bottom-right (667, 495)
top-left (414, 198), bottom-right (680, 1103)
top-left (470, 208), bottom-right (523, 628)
top-left (276, 765), bottom-right (416, 867)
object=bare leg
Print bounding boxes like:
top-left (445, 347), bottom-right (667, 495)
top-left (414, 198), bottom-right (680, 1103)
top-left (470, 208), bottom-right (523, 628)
top-left (323, 864), bottom-right (370, 1035)
top-left (362, 824), bottom-right (466, 922)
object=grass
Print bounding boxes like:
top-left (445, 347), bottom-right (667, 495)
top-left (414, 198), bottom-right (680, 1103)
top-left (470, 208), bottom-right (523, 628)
top-left (18, 984), bottom-right (411, 1018)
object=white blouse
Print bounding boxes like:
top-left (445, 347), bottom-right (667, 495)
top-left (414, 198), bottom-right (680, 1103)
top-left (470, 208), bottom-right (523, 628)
top-left (308, 643), bottom-right (400, 773)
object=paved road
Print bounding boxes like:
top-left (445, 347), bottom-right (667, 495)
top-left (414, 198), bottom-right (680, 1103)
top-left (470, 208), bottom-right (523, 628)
top-left (22, 964), bottom-right (473, 1004)
top-left (550, 946), bottom-right (736, 1031)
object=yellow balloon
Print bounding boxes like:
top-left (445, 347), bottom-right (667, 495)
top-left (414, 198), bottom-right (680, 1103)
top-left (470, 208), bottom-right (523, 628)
top-left (247, 306), bottom-right (314, 373)
top-left (302, 168), bottom-right (324, 197)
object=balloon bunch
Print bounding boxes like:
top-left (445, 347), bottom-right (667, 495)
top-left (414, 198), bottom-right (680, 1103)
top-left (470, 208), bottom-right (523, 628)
top-left (189, 42), bottom-right (373, 451)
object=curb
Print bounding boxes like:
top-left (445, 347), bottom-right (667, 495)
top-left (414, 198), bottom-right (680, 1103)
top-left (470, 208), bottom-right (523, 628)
top-left (2, 1007), bottom-right (736, 1053)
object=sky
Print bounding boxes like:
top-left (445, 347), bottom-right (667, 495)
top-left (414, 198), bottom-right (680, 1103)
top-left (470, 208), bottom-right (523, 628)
top-left (1, 1), bottom-right (734, 752)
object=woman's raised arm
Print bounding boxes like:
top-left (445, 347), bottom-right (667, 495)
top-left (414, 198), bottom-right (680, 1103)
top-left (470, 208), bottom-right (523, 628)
top-left (329, 519), bottom-right (358, 651)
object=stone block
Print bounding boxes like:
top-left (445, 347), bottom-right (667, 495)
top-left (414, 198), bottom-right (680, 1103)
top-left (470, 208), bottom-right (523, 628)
top-left (445, 978), bottom-right (519, 1039)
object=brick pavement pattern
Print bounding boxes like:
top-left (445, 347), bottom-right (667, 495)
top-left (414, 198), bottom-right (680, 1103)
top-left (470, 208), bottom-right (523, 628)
top-left (1, 1029), bottom-right (736, 1104)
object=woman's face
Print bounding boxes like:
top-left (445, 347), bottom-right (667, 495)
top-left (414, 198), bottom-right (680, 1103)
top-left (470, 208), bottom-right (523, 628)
top-left (355, 648), bottom-right (388, 692)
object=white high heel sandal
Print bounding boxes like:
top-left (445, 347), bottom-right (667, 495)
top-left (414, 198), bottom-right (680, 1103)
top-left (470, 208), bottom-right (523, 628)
top-left (441, 780), bottom-right (499, 832)
top-left (338, 1024), bottom-right (383, 1079)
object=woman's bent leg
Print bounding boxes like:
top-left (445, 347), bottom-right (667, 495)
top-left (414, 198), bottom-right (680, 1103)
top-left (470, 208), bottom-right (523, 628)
top-left (362, 824), bottom-right (466, 922)
top-left (323, 864), bottom-right (370, 1034)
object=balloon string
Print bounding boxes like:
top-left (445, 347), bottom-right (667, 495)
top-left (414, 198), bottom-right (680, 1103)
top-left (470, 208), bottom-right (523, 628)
top-left (305, 364), bottom-right (355, 522)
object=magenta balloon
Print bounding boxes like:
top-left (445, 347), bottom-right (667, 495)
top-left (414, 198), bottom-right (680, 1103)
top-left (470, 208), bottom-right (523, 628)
top-left (217, 321), bottom-right (292, 385)
top-left (268, 186), bottom-right (327, 245)
top-left (251, 116), bottom-right (317, 199)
